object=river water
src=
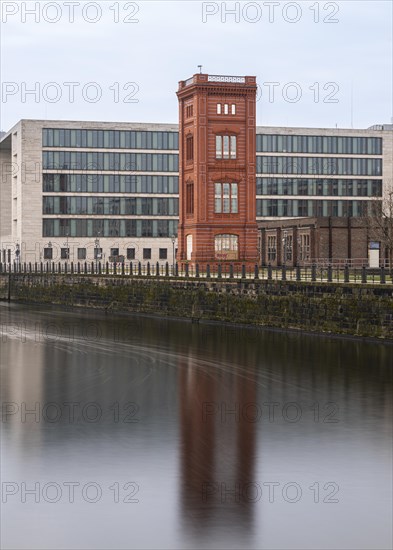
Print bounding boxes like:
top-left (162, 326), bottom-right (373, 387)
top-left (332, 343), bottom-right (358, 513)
top-left (1, 303), bottom-right (392, 549)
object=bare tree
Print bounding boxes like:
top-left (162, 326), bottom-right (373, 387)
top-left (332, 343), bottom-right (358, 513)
top-left (367, 181), bottom-right (393, 268)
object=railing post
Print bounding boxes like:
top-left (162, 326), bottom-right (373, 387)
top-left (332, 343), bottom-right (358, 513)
top-left (165, 262), bottom-right (169, 277)
top-left (206, 264), bottom-right (210, 278)
top-left (380, 266), bottom-right (386, 284)
top-left (64, 262), bottom-right (68, 274)
top-left (91, 261), bottom-right (95, 274)
top-left (185, 263), bottom-right (189, 277)
top-left (268, 263), bottom-right (272, 280)
top-left (327, 264), bottom-right (332, 282)
top-left (241, 264), bottom-right (246, 279)
top-left (70, 262), bottom-right (74, 274)
top-left (361, 266), bottom-right (367, 284)
top-left (311, 263), bottom-right (317, 282)
top-left (129, 262), bottom-right (133, 276)
top-left (98, 262), bottom-right (102, 275)
top-left (114, 262), bottom-right (117, 275)
top-left (195, 263), bottom-right (199, 278)
top-left (218, 264), bottom-right (222, 279)
top-left (296, 264), bottom-right (301, 281)
top-left (138, 262), bottom-right (142, 276)
top-left (77, 262), bottom-right (81, 274)
top-left (175, 263), bottom-right (179, 277)
top-left (254, 264), bottom-right (259, 279)
top-left (147, 262), bottom-right (150, 276)
top-left (156, 262), bottom-right (160, 277)
top-left (84, 262), bottom-right (87, 274)
top-left (229, 263), bottom-right (234, 279)
top-left (282, 264), bottom-right (287, 281)
top-left (344, 264), bottom-right (349, 283)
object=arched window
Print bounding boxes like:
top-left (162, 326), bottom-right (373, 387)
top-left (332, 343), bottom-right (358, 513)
top-left (215, 234), bottom-right (238, 260)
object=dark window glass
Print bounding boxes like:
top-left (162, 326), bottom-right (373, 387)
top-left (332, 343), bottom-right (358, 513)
top-left (127, 248), bottom-right (135, 260)
top-left (159, 248), bottom-right (167, 260)
top-left (78, 248), bottom-right (86, 260)
top-left (44, 248), bottom-right (53, 260)
top-left (143, 248), bottom-right (151, 260)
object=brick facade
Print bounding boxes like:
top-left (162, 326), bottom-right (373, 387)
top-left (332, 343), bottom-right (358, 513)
top-left (258, 217), bottom-right (388, 267)
top-left (176, 74), bottom-right (259, 267)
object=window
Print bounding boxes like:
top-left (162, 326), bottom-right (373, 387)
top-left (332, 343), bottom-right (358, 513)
top-left (78, 248), bottom-right (86, 260)
top-left (111, 248), bottom-right (119, 257)
top-left (267, 236), bottom-right (277, 262)
top-left (224, 104), bottom-right (229, 114)
top-left (186, 182), bottom-right (194, 214)
top-left (231, 104), bottom-right (236, 115)
top-left (44, 248), bottom-right (53, 260)
top-left (282, 234), bottom-right (293, 262)
top-left (299, 234), bottom-right (310, 261)
top-left (186, 135), bottom-right (193, 162)
top-left (186, 105), bottom-right (193, 118)
top-left (94, 247), bottom-right (103, 260)
top-left (217, 104), bottom-right (221, 114)
top-left (61, 248), bottom-right (69, 260)
top-left (215, 182), bottom-right (238, 213)
top-left (215, 234), bottom-right (238, 260)
top-left (127, 248), bottom-right (135, 260)
top-left (159, 248), bottom-right (167, 260)
top-left (215, 135), bottom-right (236, 159)
top-left (143, 248), bottom-right (151, 260)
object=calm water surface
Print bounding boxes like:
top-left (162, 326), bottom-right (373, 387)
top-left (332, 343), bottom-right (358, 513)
top-left (1, 303), bottom-right (392, 549)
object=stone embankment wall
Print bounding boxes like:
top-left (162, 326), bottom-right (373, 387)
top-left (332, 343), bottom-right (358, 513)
top-left (0, 274), bottom-right (392, 340)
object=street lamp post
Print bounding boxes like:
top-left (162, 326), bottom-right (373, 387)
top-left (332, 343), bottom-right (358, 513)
top-left (171, 235), bottom-right (176, 275)
top-left (64, 232), bottom-right (69, 261)
top-left (15, 243), bottom-right (20, 266)
top-left (94, 233), bottom-right (101, 271)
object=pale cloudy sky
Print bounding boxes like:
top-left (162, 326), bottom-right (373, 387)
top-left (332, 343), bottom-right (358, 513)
top-left (0, 0), bottom-right (392, 131)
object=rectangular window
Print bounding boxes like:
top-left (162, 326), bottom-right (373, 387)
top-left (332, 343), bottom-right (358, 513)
top-left (216, 135), bottom-right (236, 159)
top-left (267, 236), bottom-right (277, 262)
top-left (77, 248), bottom-right (86, 260)
top-left (217, 103), bottom-right (221, 114)
top-left (143, 248), bottom-right (151, 260)
top-left (44, 248), bottom-right (53, 260)
top-left (159, 248), bottom-right (167, 260)
top-left (61, 248), bottom-right (69, 260)
top-left (214, 183), bottom-right (238, 214)
top-left (224, 104), bottom-right (229, 114)
top-left (94, 247), bottom-right (103, 260)
top-left (111, 248), bottom-right (119, 257)
top-left (127, 248), bottom-right (135, 260)
top-left (231, 104), bottom-right (236, 115)
top-left (186, 182), bottom-right (194, 214)
top-left (186, 135), bottom-right (194, 161)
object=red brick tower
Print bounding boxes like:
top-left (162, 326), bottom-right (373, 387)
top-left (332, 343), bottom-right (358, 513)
top-left (176, 73), bottom-right (259, 268)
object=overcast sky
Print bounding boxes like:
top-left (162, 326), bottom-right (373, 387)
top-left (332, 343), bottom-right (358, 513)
top-left (1, 0), bottom-right (392, 131)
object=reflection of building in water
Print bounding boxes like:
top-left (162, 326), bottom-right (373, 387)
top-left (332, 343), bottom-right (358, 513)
top-left (179, 349), bottom-right (257, 535)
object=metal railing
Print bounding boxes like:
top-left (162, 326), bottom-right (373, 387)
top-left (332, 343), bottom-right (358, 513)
top-left (1, 261), bottom-right (392, 285)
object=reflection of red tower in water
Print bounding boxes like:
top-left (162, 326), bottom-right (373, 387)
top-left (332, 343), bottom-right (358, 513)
top-left (179, 346), bottom-right (257, 528)
top-left (176, 74), bottom-right (259, 268)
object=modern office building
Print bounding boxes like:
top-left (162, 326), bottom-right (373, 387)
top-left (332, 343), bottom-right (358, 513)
top-left (0, 75), bottom-right (392, 265)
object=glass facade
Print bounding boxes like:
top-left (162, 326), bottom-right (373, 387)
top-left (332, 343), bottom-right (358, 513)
top-left (43, 197), bottom-right (179, 216)
top-left (43, 219), bottom-right (178, 238)
top-left (256, 178), bottom-right (382, 197)
top-left (43, 174), bottom-right (179, 194)
top-left (256, 199), bottom-right (371, 217)
top-left (256, 134), bottom-right (382, 155)
top-left (43, 151), bottom-right (178, 172)
top-left (256, 156), bottom-right (382, 176)
top-left (43, 129), bottom-right (179, 150)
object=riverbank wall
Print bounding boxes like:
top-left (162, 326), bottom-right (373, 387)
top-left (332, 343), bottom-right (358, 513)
top-left (0, 274), bottom-right (392, 339)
